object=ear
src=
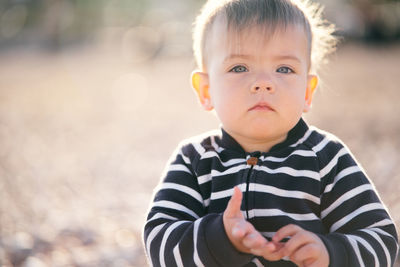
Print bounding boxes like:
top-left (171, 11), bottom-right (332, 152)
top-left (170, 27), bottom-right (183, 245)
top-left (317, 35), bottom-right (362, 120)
top-left (303, 74), bottom-right (318, 113)
top-left (191, 71), bottom-right (213, 111)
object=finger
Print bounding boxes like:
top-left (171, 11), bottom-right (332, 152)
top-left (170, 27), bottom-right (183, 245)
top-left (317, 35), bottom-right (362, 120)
top-left (231, 219), bottom-right (254, 239)
top-left (271, 241), bottom-right (285, 252)
top-left (272, 224), bottom-right (302, 243)
top-left (289, 243), bottom-right (319, 267)
top-left (224, 186), bottom-right (243, 219)
top-left (242, 231), bottom-right (267, 249)
top-left (282, 230), bottom-right (314, 257)
top-left (251, 243), bottom-right (285, 261)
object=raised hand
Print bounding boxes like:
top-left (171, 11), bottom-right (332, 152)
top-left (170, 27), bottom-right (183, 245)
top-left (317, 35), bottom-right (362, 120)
top-left (223, 187), bottom-right (277, 255)
top-left (223, 188), bottom-right (329, 266)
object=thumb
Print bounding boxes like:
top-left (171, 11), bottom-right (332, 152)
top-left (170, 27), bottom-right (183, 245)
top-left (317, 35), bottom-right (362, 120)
top-left (224, 186), bottom-right (244, 219)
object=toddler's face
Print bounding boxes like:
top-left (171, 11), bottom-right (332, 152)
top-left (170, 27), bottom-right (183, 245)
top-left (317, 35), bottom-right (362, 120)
top-left (194, 19), bottom-right (317, 152)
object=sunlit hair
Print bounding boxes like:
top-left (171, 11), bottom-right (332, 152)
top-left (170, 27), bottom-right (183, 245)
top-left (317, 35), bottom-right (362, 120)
top-left (192, 0), bottom-right (337, 72)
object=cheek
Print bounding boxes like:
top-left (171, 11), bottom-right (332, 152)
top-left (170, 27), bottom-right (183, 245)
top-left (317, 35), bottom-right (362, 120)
top-left (212, 90), bottom-right (233, 113)
top-left (280, 81), bottom-right (307, 110)
top-left (210, 78), bottom-right (240, 103)
top-left (287, 79), bottom-right (307, 98)
top-left (210, 87), bottom-right (242, 120)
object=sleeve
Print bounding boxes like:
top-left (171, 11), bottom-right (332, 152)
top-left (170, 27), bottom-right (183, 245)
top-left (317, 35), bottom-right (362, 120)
top-left (143, 143), bottom-right (253, 267)
top-left (317, 140), bottom-right (399, 267)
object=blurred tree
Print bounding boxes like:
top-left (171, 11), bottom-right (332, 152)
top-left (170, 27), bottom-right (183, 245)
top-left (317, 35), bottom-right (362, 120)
top-left (351, 0), bottom-right (400, 41)
top-left (0, 0), bottom-right (151, 50)
top-left (0, 0), bottom-right (398, 50)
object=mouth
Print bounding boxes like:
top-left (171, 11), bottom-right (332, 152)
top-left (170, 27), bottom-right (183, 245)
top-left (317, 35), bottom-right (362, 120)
top-left (249, 102), bottom-right (274, 111)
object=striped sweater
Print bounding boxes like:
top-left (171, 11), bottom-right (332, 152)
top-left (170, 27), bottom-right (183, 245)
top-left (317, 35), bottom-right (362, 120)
top-left (143, 119), bottom-right (398, 266)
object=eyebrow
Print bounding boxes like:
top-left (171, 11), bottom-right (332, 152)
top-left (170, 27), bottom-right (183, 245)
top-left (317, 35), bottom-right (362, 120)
top-left (273, 54), bottom-right (302, 64)
top-left (223, 54), bottom-right (254, 63)
top-left (223, 54), bottom-right (302, 64)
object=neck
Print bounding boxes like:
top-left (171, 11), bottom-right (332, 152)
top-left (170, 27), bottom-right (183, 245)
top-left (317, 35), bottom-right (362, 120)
top-left (230, 132), bottom-right (288, 153)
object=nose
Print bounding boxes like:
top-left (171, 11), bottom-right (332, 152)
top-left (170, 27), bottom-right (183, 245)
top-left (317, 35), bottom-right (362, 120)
top-left (250, 75), bottom-right (275, 94)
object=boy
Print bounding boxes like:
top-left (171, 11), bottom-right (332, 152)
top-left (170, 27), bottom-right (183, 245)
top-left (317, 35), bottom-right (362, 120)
top-left (143, 0), bottom-right (399, 266)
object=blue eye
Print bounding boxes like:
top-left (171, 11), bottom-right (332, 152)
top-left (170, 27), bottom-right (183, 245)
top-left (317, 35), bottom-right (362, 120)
top-left (277, 66), bottom-right (294, 74)
top-left (229, 65), bottom-right (248, 73)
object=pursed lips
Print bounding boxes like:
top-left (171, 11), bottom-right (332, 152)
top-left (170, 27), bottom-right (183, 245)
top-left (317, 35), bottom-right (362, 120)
top-left (248, 102), bottom-right (274, 111)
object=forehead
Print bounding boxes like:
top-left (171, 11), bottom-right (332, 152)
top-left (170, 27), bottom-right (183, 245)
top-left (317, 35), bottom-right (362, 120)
top-left (205, 15), bottom-right (311, 67)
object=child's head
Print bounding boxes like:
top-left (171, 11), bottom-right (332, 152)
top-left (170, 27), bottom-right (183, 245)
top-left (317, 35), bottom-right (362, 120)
top-left (190, 0), bottom-right (337, 152)
top-left (193, 0), bottom-right (336, 72)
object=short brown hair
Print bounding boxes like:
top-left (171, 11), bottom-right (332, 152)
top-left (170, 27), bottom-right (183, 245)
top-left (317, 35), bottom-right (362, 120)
top-left (193, 0), bottom-right (337, 72)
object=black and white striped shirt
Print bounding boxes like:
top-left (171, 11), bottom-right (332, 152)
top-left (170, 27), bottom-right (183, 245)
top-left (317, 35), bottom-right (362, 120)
top-left (144, 119), bottom-right (398, 266)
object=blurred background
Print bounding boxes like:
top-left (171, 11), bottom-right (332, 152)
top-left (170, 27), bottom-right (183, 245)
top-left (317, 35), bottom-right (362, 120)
top-left (0, 0), bottom-right (399, 266)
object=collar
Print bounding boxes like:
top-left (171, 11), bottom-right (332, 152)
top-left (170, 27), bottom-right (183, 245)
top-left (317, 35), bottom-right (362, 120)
top-left (219, 118), bottom-right (309, 154)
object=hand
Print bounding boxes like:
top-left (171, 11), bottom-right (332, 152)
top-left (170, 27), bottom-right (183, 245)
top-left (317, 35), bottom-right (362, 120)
top-left (223, 187), bottom-right (273, 254)
top-left (272, 224), bottom-right (329, 267)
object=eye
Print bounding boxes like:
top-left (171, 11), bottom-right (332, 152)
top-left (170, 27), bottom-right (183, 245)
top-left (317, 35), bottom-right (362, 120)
top-left (229, 65), bottom-right (248, 73)
top-left (276, 66), bottom-right (294, 74)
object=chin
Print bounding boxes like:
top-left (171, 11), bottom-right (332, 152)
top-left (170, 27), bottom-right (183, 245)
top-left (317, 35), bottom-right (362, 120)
top-left (248, 123), bottom-right (276, 134)
top-left (247, 128), bottom-right (278, 139)
top-left (246, 124), bottom-right (287, 139)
